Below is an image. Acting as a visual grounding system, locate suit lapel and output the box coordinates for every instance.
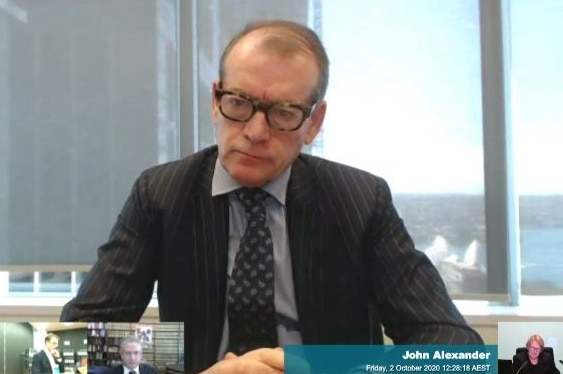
[183,149,230,372]
[286,156,370,343]
[40,350,52,373]
[286,157,333,343]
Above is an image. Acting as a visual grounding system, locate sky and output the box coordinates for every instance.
[317,0,562,195]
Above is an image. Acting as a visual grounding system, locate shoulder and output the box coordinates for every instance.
[33,350,46,358]
[295,153,393,200]
[140,363,158,373]
[141,145,217,182]
[513,351,528,363]
[107,365,122,373]
[297,153,382,180]
[130,146,217,203]
[540,352,557,365]
[516,351,527,358]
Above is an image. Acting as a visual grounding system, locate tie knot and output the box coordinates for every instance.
[235,188,268,213]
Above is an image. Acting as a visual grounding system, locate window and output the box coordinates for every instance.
[320,0,486,295]
[191,0,562,299]
[1,0,562,302]
[511,0,563,295]
[0,0,179,266]
[193,0,489,297]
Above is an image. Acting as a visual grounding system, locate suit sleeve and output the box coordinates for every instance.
[141,363,159,374]
[544,353,561,374]
[367,179,482,344]
[57,359,65,374]
[31,353,42,374]
[512,353,525,374]
[60,172,159,321]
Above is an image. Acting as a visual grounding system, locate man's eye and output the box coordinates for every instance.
[271,106,300,120]
[227,96,249,107]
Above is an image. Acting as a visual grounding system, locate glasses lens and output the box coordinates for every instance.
[268,104,304,131]
[219,93,253,121]
[218,91,309,131]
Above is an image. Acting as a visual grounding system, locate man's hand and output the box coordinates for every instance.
[201,347,284,374]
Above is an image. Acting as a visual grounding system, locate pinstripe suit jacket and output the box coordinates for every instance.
[61,145,482,373]
[108,363,158,374]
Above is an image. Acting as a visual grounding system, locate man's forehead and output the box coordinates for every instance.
[229,29,314,63]
[123,342,141,349]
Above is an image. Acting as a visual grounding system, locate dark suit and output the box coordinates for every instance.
[31,350,64,374]
[513,351,560,374]
[61,146,482,373]
[108,363,158,374]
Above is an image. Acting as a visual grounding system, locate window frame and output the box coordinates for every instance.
[0,0,539,305]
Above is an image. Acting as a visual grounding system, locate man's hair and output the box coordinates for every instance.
[45,333,59,344]
[218,19,330,102]
[526,334,545,350]
[120,336,143,351]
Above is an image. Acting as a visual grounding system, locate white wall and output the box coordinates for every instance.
[32,327,47,351]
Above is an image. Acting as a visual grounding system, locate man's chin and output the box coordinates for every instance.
[236,177,268,188]
[230,169,269,188]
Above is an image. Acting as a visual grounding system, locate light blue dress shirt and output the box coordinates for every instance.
[211,159,302,359]
[122,366,139,374]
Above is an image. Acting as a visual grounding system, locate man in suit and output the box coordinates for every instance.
[108,336,158,374]
[512,334,560,374]
[32,333,64,374]
[61,19,483,373]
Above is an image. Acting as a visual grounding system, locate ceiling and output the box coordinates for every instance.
[29,322,88,332]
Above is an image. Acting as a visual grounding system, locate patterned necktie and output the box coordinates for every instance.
[228,188,277,355]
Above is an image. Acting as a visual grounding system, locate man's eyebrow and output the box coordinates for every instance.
[225,87,298,104]
[228,89,265,101]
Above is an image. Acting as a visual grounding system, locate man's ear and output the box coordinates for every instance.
[211,81,220,119]
[304,100,326,145]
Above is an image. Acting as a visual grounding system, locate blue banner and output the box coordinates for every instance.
[285,345,497,374]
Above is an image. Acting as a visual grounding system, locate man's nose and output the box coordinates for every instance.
[243,110,270,141]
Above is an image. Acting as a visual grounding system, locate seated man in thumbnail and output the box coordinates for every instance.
[109,336,158,374]
[512,334,560,374]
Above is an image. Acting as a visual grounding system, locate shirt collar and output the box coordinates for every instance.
[123,365,139,374]
[211,158,290,205]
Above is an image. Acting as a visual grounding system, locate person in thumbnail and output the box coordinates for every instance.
[61,19,483,373]
[512,334,560,374]
[31,333,64,374]
[109,336,158,374]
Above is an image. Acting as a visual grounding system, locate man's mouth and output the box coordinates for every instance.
[238,150,266,160]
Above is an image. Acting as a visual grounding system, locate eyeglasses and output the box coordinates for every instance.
[122,351,141,356]
[528,346,542,352]
[214,89,316,131]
